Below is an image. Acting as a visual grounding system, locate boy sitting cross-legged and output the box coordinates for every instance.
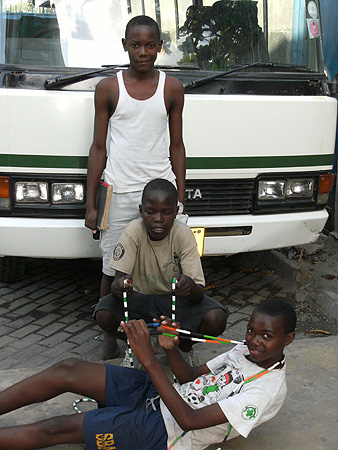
[94,178,229,360]
[0,298,296,450]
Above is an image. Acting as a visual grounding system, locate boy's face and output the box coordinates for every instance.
[122,25,163,73]
[245,310,294,369]
[139,190,178,241]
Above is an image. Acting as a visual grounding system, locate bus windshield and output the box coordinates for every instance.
[0,0,324,73]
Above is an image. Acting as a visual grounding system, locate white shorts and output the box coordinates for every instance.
[99,190,142,276]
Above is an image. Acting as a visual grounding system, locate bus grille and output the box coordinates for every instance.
[185,179,255,216]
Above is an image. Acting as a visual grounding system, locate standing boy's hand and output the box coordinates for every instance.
[85,207,98,233]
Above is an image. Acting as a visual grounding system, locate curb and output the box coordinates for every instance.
[265,249,307,282]
[316,290,338,321]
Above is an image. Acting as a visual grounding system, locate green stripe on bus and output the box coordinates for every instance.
[0,154,88,169]
[0,154,333,170]
[186,154,334,169]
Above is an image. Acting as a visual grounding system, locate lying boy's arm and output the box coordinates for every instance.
[122,320,228,432]
[175,274,204,303]
[165,342,208,384]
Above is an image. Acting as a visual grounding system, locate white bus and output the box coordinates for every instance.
[0,0,337,281]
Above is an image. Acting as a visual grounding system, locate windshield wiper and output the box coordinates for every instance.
[183,62,313,91]
[44,64,128,89]
[155,64,201,70]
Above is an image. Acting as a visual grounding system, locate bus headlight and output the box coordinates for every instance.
[15,182,48,203]
[52,183,84,204]
[258,180,285,200]
[258,178,315,201]
[286,179,314,198]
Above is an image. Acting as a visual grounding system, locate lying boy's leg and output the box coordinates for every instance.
[0,359,106,416]
[0,413,85,450]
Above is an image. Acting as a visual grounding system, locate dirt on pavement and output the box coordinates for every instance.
[279,232,338,338]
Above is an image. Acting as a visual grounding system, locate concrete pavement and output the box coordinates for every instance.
[1,336,337,450]
[1,250,338,449]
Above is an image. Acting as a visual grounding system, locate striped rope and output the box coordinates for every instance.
[72,398,96,413]
[171,277,177,322]
[150,331,238,345]
[171,277,177,384]
[123,280,134,368]
[147,323,243,346]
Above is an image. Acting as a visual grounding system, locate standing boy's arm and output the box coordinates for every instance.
[85,78,116,231]
[166,77,186,206]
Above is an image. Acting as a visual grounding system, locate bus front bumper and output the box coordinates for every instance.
[0,209,328,259]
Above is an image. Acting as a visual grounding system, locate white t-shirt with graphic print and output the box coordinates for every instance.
[160,344,287,450]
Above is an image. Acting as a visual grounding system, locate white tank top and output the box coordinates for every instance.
[104,70,176,193]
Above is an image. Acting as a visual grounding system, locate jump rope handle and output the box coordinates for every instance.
[123,279,134,368]
[171,277,177,323]
[171,277,178,384]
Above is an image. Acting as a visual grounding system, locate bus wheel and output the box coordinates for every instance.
[0,257,27,283]
[227,250,270,272]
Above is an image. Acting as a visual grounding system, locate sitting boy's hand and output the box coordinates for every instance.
[111,275,133,298]
[174,274,193,297]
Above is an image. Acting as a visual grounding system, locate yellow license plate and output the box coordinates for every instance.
[191,227,205,256]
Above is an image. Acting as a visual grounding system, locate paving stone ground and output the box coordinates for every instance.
[1,248,338,450]
[0,250,337,370]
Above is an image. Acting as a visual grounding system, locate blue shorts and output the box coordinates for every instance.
[83,365,168,450]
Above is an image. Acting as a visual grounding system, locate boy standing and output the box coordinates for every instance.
[85,16,186,297]
[0,298,296,450]
[94,178,228,359]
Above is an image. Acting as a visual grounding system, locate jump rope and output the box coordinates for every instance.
[73,277,285,450]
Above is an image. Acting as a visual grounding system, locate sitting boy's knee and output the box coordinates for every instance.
[204,308,228,335]
[95,309,114,327]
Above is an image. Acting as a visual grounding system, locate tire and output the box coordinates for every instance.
[0,256,27,283]
[227,250,270,271]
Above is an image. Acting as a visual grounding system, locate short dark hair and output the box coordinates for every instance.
[255,298,297,334]
[125,15,160,41]
[142,178,178,205]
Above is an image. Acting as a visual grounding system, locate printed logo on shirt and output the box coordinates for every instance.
[182,368,235,405]
[163,252,182,273]
[113,243,125,261]
[95,433,116,449]
[241,405,258,421]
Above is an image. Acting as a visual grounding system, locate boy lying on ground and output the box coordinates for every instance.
[0,297,296,450]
